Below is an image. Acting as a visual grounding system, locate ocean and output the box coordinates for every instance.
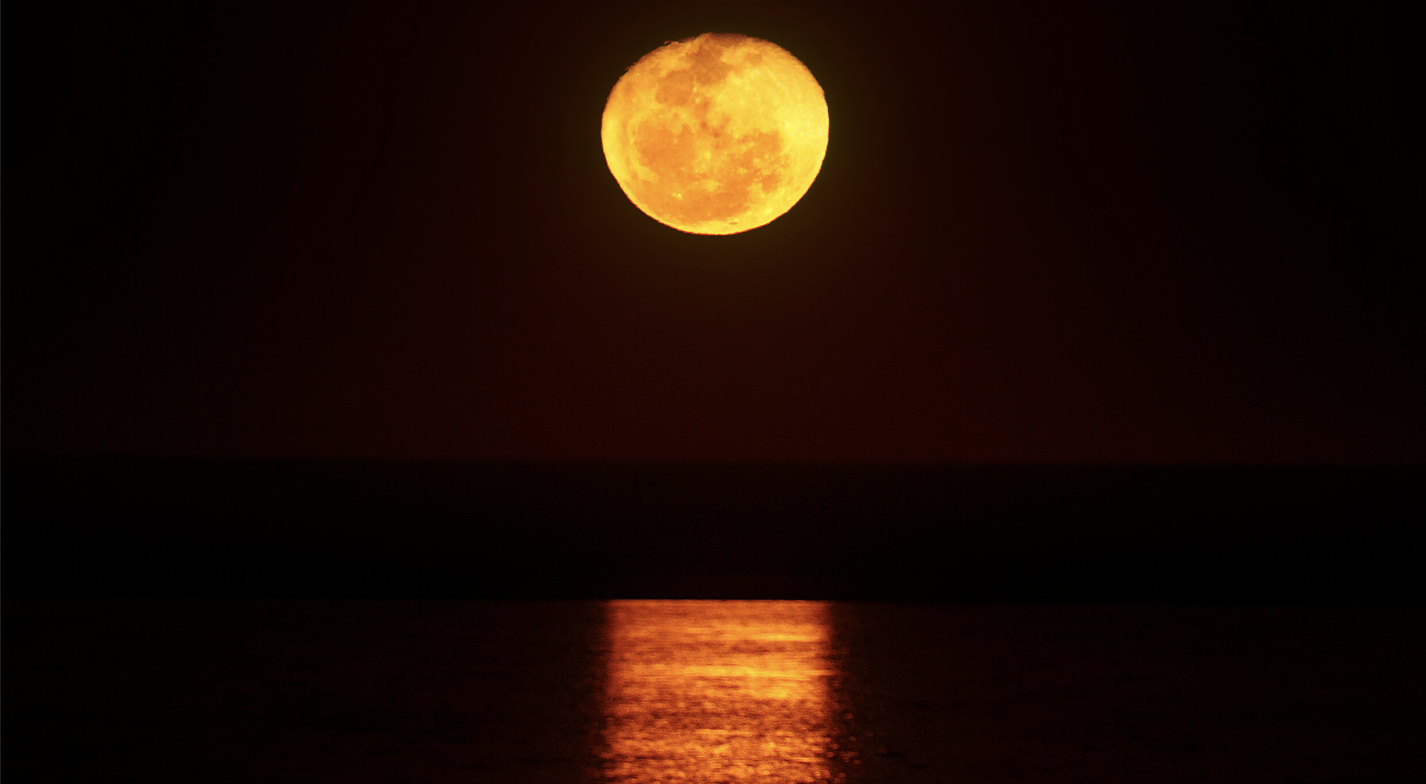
[6,599,1422,782]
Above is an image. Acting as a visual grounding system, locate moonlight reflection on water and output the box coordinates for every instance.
[601,600,848,783]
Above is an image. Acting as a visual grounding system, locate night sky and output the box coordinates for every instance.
[7,0,1418,463]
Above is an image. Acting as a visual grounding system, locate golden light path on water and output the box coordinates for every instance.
[602,600,847,783]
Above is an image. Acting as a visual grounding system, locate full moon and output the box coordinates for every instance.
[601,34,829,235]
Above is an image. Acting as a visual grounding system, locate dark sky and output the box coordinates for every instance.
[7,0,1418,462]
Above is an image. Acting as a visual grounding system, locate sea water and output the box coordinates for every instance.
[6,599,1422,782]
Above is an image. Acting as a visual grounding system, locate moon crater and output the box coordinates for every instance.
[602,34,828,235]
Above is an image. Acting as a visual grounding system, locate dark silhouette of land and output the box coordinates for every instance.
[6,458,1420,603]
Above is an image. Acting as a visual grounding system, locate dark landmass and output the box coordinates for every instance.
[5,457,1420,602]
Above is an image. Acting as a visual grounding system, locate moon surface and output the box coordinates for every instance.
[601,34,829,235]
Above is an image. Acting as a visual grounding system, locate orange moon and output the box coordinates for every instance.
[601,33,829,235]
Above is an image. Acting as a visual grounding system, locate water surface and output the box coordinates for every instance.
[6,599,1422,782]
[602,600,847,782]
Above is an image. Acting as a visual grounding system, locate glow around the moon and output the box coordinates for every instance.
[601,34,829,235]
